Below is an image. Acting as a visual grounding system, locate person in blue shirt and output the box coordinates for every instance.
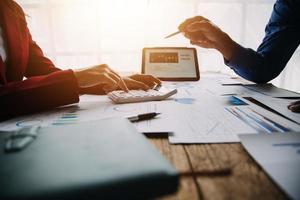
[178,0,300,113]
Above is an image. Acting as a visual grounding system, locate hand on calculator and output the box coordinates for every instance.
[123,74,162,91]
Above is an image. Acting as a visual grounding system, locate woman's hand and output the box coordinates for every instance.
[288,100,300,113]
[125,74,162,90]
[178,16,239,61]
[74,64,129,94]
[74,64,161,94]
[121,74,161,91]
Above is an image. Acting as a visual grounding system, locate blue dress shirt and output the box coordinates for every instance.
[226,0,300,83]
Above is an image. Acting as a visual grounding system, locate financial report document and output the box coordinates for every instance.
[0,98,175,134]
[0,74,299,143]
[165,79,300,143]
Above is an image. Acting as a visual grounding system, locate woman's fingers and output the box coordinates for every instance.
[123,78,150,91]
[96,65,129,92]
[106,71,129,92]
[75,64,162,94]
[129,74,161,88]
[101,73,118,89]
[104,66,129,92]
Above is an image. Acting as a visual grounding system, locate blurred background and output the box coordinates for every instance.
[17,0,299,92]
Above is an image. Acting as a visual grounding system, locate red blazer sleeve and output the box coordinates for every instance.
[0,1,80,119]
[25,33,61,77]
[0,70,79,119]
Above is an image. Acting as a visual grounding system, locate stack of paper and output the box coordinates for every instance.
[240,133,300,199]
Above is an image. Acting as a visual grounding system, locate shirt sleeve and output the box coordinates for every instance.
[225,0,300,83]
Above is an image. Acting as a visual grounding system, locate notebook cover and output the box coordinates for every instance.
[0,118,178,199]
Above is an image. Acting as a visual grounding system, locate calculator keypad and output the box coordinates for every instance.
[108,88,177,104]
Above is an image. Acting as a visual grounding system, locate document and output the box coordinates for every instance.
[194,76,257,96]
[206,84,257,96]
[168,97,300,143]
[168,104,255,143]
[245,84,300,98]
[1,75,299,144]
[252,95,300,124]
[240,133,300,200]
[0,96,176,133]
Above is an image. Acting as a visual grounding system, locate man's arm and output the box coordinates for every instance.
[179,0,300,83]
[227,0,300,83]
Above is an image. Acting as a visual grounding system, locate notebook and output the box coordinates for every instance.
[0,118,178,199]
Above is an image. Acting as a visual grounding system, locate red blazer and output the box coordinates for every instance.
[0,0,79,119]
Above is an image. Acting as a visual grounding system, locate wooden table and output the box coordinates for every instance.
[148,138,287,200]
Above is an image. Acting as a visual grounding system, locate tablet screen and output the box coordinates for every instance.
[142,48,200,81]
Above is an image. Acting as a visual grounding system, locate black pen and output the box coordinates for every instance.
[128,112,161,123]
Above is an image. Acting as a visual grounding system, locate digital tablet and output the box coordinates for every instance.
[142,47,200,81]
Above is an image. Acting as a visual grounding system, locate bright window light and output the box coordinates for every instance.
[15,0,300,92]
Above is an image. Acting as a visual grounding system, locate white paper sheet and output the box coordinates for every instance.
[0,95,176,133]
[168,104,255,143]
[245,84,300,98]
[169,94,300,144]
[252,95,300,124]
[2,75,299,144]
[240,133,300,200]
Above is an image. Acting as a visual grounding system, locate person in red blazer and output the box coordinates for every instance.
[0,0,160,120]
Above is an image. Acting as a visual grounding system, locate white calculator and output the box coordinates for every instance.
[108,86,177,104]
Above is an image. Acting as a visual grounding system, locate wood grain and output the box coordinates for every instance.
[186,143,287,200]
[150,138,287,200]
[149,138,192,173]
[149,138,200,199]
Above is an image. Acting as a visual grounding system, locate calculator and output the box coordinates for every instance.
[108,86,177,104]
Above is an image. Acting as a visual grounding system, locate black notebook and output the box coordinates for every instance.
[0,118,178,200]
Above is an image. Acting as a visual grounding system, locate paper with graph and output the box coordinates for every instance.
[0,96,176,133]
[1,75,299,143]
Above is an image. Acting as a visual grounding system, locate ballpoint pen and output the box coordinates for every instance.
[127,112,161,123]
[164,31,181,39]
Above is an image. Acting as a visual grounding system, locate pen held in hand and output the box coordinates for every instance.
[164,31,181,39]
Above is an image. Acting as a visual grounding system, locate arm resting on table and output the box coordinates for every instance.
[0,70,80,119]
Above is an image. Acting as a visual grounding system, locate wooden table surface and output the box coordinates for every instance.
[148,138,287,200]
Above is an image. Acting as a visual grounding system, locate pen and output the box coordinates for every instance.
[128,112,161,123]
[164,30,181,39]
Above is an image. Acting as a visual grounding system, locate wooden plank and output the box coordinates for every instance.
[185,143,287,199]
[159,177,199,200]
[149,138,200,199]
[149,138,192,173]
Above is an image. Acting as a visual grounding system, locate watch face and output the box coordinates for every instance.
[142,48,200,81]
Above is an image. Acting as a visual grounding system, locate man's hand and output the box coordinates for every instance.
[179,16,220,49]
[288,100,300,113]
[178,16,239,61]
